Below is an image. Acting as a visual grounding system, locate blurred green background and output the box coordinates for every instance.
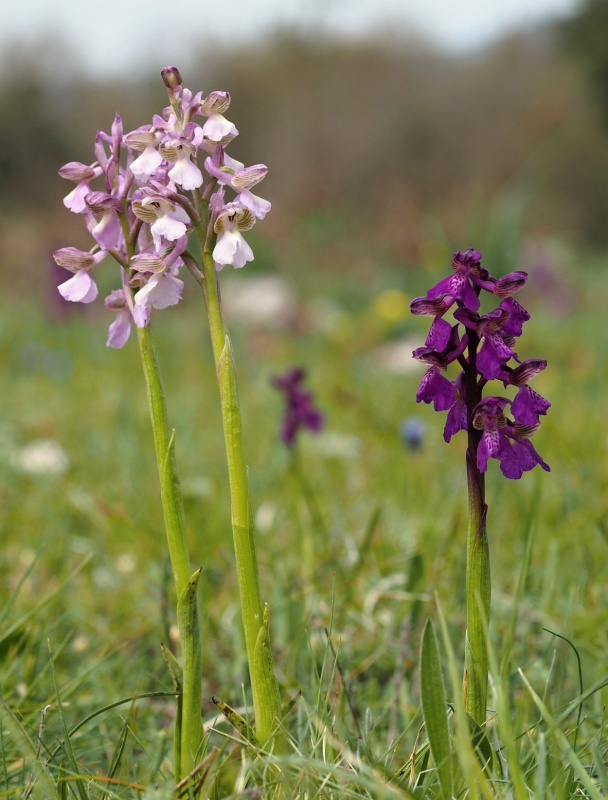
[3,0,608,298]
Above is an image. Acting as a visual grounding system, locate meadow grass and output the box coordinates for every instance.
[1,257,607,797]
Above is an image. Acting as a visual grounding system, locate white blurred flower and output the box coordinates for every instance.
[10,439,69,476]
[116,553,137,574]
[72,635,90,653]
[310,432,362,460]
[369,337,426,375]
[221,276,296,327]
[255,501,276,533]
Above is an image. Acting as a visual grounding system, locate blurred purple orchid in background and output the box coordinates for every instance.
[272,367,324,449]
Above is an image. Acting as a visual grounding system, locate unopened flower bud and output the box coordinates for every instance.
[161,66,182,90]
[59,162,98,182]
[451,249,482,273]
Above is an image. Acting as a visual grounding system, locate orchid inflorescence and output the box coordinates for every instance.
[54,66,270,349]
[410,249,550,480]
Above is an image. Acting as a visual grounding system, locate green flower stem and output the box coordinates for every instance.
[463,449,491,725]
[461,328,490,726]
[136,324,203,778]
[193,229,282,746]
[137,327,190,591]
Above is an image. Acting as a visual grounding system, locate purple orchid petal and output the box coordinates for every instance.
[477,427,506,473]
[425,316,452,351]
[511,385,551,426]
[500,297,530,338]
[443,372,467,442]
[416,367,456,411]
[476,333,515,380]
[509,437,550,475]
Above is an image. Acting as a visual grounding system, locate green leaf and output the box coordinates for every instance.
[420,618,453,799]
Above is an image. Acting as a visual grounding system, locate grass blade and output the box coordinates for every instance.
[48,641,89,800]
[419,618,453,799]
[518,668,603,800]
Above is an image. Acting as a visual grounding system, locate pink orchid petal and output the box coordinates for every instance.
[58,270,98,303]
[107,308,132,348]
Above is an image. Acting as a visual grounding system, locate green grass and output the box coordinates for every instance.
[1,257,607,797]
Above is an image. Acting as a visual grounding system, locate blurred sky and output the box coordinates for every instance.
[7,0,581,78]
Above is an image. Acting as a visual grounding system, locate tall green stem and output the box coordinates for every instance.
[192,226,282,746]
[462,329,491,725]
[136,325,203,777]
[463,449,491,724]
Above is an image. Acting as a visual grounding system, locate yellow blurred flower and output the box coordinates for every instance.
[371,290,409,323]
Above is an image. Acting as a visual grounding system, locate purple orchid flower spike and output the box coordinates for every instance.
[410,249,549,479]
[410,248,550,725]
